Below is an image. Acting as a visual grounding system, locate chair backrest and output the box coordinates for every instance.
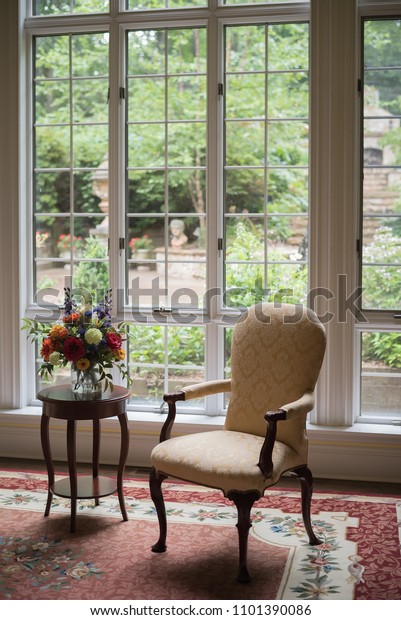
[225,303,326,447]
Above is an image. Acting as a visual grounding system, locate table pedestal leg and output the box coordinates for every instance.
[93,418,100,507]
[117,412,129,521]
[40,413,54,517]
[67,419,77,533]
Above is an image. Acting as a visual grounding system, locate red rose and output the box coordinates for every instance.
[63,336,85,362]
[106,332,122,350]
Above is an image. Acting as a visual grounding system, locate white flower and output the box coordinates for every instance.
[49,351,61,366]
[84,328,102,345]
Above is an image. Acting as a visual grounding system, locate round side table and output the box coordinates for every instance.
[37,384,130,533]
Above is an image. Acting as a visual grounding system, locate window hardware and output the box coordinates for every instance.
[218,83,224,99]
[119,86,125,100]
[218,238,223,255]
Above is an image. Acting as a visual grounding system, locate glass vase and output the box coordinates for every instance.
[71,363,102,395]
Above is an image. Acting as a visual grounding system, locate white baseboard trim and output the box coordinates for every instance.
[0,411,400,483]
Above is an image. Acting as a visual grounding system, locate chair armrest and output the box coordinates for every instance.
[258,391,315,478]
[159,379,232,443]
[181,379,232,401]
[280,390,315,419]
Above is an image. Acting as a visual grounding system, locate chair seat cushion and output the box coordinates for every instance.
[151,430,304,495]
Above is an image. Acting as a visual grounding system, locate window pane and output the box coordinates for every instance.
[169,170,206,215]
[362,19,401,312]
[168,123,206,166]
[224,23,309,306]
[33,0,109,15]
[73,125,108,168]
[128,124,165,167]
[35,126,70,168]
[226,217,265,261]
[168,76,206,121]
[224,0,305,4]
[268,72,308,118]
[127,31,165,76]
[226,121,265,166]
[126,28,207,310]
[34,172,70,213]
[127,325,205,408]
[226,26,265,73]
[268,121,309,166]
[267,23,309,71]
[128,77,165,122]
[33,33,109,303]
[127,171,165,213]
[226,74,266,120]
[267,168,308,214]
[35,80,70,124]
[127,0,207,10]
[225,168,265,214]
[72,34,109,77]
[361,332,401,419]
[73,79,109,123]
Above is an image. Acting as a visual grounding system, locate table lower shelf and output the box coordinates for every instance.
[52,475,118,500]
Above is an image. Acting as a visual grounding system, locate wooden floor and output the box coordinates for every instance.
[1,456,400,496]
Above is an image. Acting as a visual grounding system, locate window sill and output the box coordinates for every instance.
[1,406,400,437]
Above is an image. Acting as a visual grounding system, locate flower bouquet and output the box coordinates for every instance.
[22,289,131,394]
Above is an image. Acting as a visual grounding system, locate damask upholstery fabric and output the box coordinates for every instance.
[151,429,301,494]
[225,304,326,440]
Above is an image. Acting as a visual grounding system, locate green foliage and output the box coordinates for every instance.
[364,20,401,116]
[225,220,307,307]
[74,237,109,299]
[362,331,401,369]
[362,226,401,310]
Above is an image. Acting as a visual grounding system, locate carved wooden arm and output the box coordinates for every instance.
[159,391,186,443]
[159,379,232,443]
[258,409,287,478]
[257,390,315,478]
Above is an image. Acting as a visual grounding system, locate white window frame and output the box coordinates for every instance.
[354,5,401,425]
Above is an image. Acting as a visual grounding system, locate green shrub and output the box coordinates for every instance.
[74,236,109,302]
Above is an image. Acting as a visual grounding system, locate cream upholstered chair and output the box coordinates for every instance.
[150,303,326,583]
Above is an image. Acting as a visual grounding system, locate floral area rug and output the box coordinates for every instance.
[0,469,400,600]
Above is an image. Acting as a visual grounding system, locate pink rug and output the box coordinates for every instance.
[0,469,400,600]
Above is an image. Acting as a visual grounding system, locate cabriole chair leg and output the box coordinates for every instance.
[291,465,323,546]
[228,490,260,583]
[150,468,168,553]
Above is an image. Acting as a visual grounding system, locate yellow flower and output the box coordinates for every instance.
[76,358,90,371]
[114,348,125,361]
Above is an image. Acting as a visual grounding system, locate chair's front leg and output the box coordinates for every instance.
[228,490,260,583]
[150,467,168,553]
[291,465,323,546]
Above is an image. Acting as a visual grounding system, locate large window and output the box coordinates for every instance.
[359,17,401,422]
[27,1,311,414]
[22,0,400,425]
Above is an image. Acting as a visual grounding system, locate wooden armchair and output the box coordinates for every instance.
[149,303,326,583]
